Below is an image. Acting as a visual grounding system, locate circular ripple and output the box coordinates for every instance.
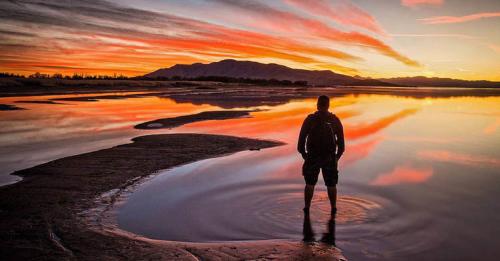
[118,176,443,259]
[119,180,385,242]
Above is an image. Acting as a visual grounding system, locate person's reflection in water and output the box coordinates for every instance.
[321,214,336,246]
[302,209,315,242]
[302,211,337,246]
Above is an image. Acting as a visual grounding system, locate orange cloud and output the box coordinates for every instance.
[418,150,500,167]
[391,33,478,39]
[210,0,420,67]
[420,12,500,24]
[0,0,363,76]
[402,0,444,7]
[371,165,433,186]
[285,0,386,35]
[486,43,500,54]
[0,0,423,77]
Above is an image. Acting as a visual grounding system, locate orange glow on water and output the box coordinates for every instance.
[1,92,500,187]
[371,166,434,186]
[418,150,500,167]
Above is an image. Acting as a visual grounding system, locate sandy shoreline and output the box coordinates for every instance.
[135,110,254,129]
[1,79,500,100]
[0,133,345,260]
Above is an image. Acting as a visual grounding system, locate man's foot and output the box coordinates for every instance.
[320,234,336,246]
[303,236,316,243]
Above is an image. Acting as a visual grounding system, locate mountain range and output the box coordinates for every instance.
[144,59,500,88]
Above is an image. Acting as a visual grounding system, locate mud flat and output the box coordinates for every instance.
[0,104,25,110]
[15,100,65,104]
[0,133,344,260]
[135,110,253,129]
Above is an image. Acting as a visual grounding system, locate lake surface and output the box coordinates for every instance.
[1,88,500,260]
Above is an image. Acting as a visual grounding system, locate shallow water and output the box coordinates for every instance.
[1,89,500,260]
[0,92,220,185]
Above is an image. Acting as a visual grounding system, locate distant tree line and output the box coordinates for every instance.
[139,75,308,86]
[0,72,25,78]
[0,72,308,86]
[0,72,130,80]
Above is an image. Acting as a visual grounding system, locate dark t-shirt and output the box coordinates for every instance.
[297,111,345,158]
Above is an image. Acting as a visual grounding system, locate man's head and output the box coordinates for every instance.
[317,95,330,111]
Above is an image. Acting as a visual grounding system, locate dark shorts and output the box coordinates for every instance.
[302,155,338,186]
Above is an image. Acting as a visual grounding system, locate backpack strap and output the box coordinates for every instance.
[309,112,324,131]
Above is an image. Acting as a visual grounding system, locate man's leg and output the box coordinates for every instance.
[327,185,337,214]
[303,158,319,211]
[304,184,315,210]
[323,157,339,214]
[302,206,315,242]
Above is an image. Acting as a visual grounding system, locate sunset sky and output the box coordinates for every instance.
[0,0,499,80]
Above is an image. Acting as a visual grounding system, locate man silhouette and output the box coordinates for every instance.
[298,95,344,215]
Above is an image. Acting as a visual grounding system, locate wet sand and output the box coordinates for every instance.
[2,78,499,100]
[135,110,254,129]
[15,100,66,104]
[0,133,344,260]
[3,85,498,259]
[0,104,25,110]
[0,78,235,98]
[0,78,175,97]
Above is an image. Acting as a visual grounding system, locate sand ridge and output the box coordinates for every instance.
[0,133,345,260]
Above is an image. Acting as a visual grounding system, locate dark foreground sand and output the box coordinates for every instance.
[0,104,25,110]
[0,134,345,260]
[135,110,253,129]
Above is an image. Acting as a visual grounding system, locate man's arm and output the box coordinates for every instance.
[297,115,312,157]
[334,117,345,159]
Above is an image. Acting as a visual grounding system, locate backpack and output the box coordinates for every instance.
[306,113,336,156]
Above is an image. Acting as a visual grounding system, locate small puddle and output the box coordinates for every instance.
[113,148,388,242]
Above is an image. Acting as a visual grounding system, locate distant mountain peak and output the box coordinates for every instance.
[144,60,391,86]
[144,60,500,87]
[379,76,500,88]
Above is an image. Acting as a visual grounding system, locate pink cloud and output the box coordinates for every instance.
[211,0,420,67]
[402,0,444,8]
[371,165,433,186]
[285,0,386,35]
[391,33,478,39]
[0,0,366,76]
[420,12,500,24]
[418,150,500,167]
[487,43,500,55]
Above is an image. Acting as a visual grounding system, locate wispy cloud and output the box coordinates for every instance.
[391,33,479,39]
[284,0,386,35]
[402,0,444,8]
[487,43,500,54]
[0,0,364,75]
[420,12,500,24]
[212,0,419,67]
[0,0,419,76]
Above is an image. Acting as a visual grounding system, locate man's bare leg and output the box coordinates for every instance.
[304,184,315,211]
[327,185,337,214]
